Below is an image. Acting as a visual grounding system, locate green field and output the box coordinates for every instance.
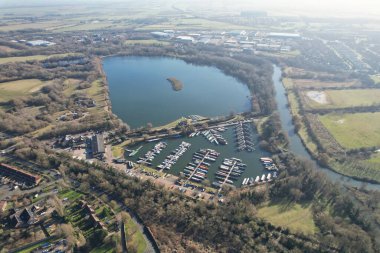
[0,79,45,102]
[303,89,380,109]
[257,202,317,234]
[319,112,380,149]
[0,53,70,64]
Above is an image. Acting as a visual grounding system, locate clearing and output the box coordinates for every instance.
[257,202,317,235]
[0,79,45,102]
[306,91,328,104]
[319,112,380,149]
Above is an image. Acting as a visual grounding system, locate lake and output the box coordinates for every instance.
[104,56,269,186]
[103,56,251,128]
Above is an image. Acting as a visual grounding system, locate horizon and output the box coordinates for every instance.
[0,0,379,19]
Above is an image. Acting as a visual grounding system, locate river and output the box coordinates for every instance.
[272,65,380,190]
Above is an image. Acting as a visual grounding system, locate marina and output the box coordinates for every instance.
[156,142,191,171]
[260,157,278,171]
[127,126,269,187]
[235,122,255,152]
[212,158,246,190]
[137,142,167,165]
[241,172,277,186]
[201,129,228,145]
[183,149,219,183]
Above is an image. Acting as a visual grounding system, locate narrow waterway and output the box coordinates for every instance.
[272,65,380,190]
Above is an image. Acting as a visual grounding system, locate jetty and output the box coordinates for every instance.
[156,141,190,171]
[137,142,167,165]
[213,158,245,191]
[183,149,219,184]
[128,146,143,157]
[235,121,255,152]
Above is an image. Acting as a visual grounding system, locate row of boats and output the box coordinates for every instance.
[241,172,277,186]
[260,157,278,171]
[201,129,228,145]
[183,149,220,183]
[235,122,255,152]
[212,158,246,189]
[137,142,167,166]
[156,142,191,170]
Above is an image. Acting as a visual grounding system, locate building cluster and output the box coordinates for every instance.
[151,30,301,53]
[0,163,41,187]
[8,205,42,228]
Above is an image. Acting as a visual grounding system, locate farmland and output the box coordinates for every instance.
[302,89,380,109]
[319,112,380,149]
[0,79,45,102]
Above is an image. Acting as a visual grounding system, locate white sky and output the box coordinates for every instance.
[1,0,379,18]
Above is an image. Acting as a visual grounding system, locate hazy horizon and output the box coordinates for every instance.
[0,0,379,19]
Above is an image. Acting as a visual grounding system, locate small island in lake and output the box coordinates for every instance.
[166,77,183,91]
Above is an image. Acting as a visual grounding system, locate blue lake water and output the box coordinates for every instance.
[103,56,251,128]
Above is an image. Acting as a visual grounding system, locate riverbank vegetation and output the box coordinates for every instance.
[166,77,183,91]
[279,53,380,183]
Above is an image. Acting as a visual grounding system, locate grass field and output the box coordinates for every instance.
[319,112,380,149]
[0,53,70,64]
[303,89,380,109]
[0,79,45,102]
[257,202,317,234]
